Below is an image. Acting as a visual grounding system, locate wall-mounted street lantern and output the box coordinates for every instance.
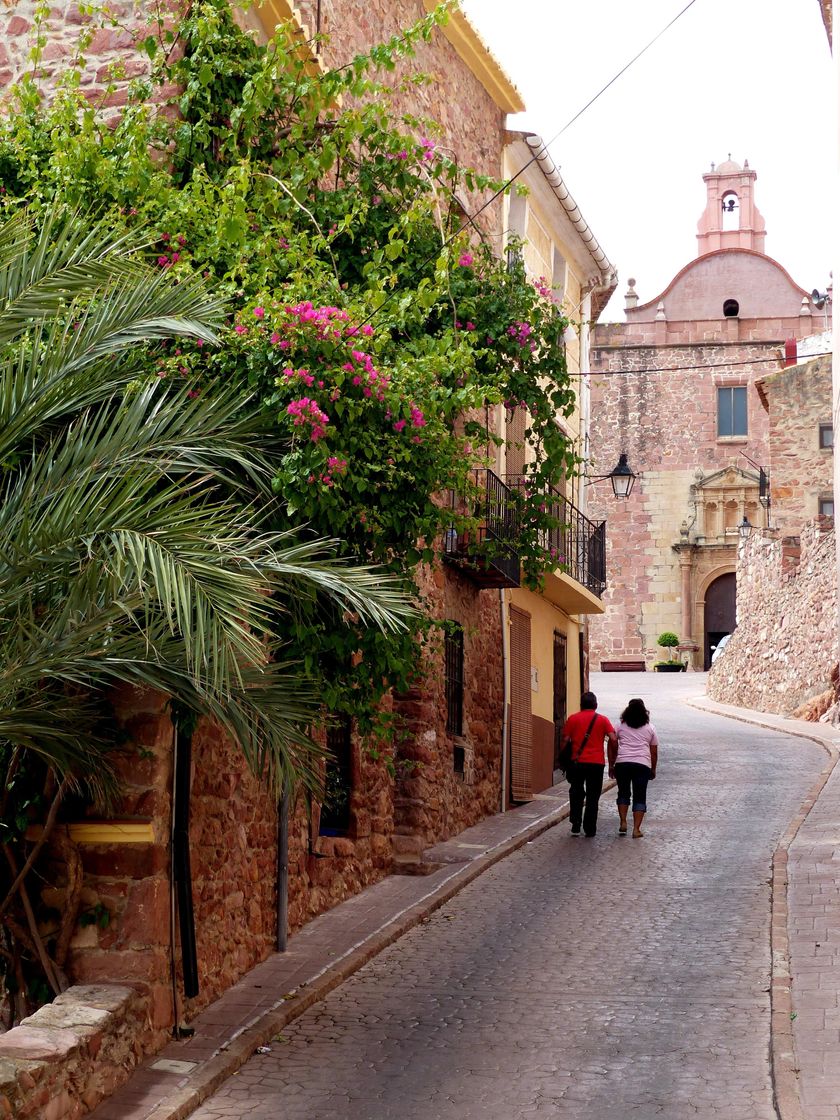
[738,515,753,539]
[590,452,637,499]
[587,453,637,499]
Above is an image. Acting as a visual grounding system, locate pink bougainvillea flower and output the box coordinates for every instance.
[157,255,169,268]
[393,419,407,433]
[234,324,247,335]
[254,307,265,319]
[466,321,475,331]
[458,252,473,267]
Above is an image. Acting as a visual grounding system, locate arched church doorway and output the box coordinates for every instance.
[704,572,736,669]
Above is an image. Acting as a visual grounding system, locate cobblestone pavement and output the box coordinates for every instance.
[191,675,826,1120]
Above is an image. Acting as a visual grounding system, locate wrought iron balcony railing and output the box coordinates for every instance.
[507,478,606,598]
[443,469,521,588]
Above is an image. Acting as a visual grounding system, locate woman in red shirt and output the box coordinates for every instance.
[561,692,617,838]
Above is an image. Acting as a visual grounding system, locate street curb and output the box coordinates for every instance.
[687,697,840,1120]
[141,778,616,1120]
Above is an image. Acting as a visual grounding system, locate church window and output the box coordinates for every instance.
[717,386,747,437]
[723,298,739,318]
[819,423,833,449]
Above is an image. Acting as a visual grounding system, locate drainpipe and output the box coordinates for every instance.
[499,588,510,812]
[276,789,289,952]
[171,724,199,1000]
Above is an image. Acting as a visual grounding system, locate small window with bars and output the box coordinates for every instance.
[444,623,464,737]
[819,495,835,520]
[319,715,353,836]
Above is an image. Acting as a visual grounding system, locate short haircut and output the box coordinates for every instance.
[580,691,597,711]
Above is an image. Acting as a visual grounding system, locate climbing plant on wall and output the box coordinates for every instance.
[0,0,577,729]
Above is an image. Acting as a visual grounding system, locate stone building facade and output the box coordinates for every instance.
[757,352,834,536]
[0,0,530,1063]
[588,159,829,670]
[0,14,616,1116]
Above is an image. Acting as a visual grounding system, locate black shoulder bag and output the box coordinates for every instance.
[559,712,599,781]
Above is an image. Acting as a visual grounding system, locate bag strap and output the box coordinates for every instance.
[572,713,599,764]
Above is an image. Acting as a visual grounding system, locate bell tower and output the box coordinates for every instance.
[696,156,766,256]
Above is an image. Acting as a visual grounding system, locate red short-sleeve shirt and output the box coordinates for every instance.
[562,710,615,765]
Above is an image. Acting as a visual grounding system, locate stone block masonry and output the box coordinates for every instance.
[0,985,152,1119]
[708,520,837,714]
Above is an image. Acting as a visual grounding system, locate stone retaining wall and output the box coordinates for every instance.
[708,520,837,713]
[0,985,151,1119]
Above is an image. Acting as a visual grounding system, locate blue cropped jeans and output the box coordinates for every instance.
[614,761,651,812]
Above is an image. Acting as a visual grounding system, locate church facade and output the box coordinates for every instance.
[587,159,830,670]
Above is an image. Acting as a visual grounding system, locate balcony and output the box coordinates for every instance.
[443,469,521,588]
[508,479,607,613]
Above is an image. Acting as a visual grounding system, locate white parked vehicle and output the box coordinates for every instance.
[710,634,732,664]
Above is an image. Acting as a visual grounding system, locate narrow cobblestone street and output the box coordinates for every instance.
[190,676,826,1120]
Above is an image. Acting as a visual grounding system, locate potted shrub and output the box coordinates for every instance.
[655,631,685,671]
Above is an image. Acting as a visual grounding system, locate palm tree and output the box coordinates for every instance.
[0,209,413,1009]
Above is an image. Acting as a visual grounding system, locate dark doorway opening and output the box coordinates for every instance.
[704,572,736,669]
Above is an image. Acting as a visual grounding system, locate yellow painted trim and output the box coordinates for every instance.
[251,1,326,75]
[69,822,155,844]
[541,571,605,616]
[422,2,525,113]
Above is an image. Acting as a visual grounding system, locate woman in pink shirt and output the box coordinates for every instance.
[608,698,659,838]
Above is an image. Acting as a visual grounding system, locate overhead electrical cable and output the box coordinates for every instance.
[355,0,702,328]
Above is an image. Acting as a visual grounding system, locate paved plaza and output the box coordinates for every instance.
[184,674,830,1120]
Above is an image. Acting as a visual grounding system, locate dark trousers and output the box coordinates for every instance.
[615,761,651,812]
[568,762,605,836]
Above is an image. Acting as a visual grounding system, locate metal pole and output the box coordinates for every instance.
[276,789,289,952]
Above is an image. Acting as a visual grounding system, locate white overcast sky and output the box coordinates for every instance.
[460,0,835,321]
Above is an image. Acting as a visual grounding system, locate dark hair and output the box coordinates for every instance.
[580,691,597,711]
[621,698,649,728]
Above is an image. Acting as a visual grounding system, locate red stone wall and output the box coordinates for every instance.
[287,728,395,931]
[393,565,503,858]
[67,685,173,1038]
[708,520,837,713]
[66,687,402,1027]
[182,719,278,1017]
[759,354,833,537]
[292,0,507,238]
[1,2,163,99]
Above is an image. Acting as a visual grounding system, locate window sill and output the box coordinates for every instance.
[716,436,748,444]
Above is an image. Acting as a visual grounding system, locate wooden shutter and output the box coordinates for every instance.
[505,406,528,479]
[552,632,567,770]
[509,605,533,802]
